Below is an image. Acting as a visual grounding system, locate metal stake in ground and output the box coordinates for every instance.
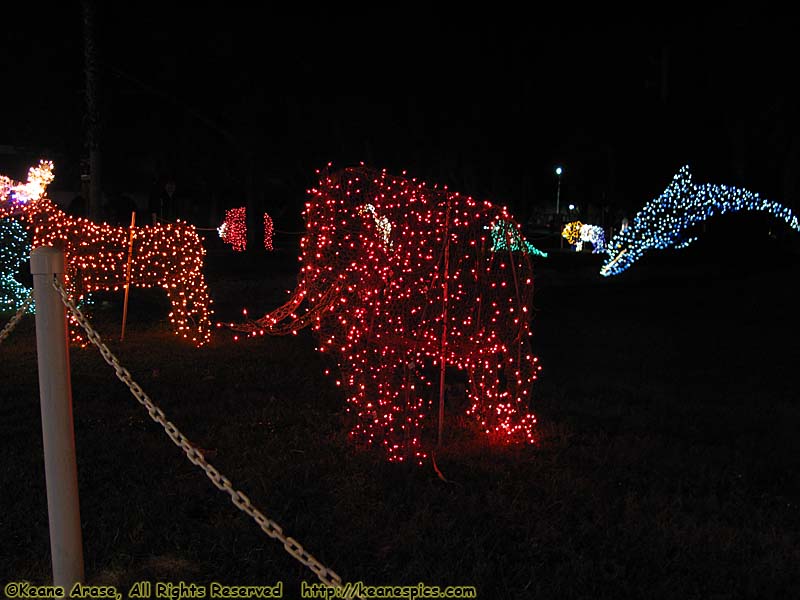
[438,196,451,450]
[121,211,136,342]
[31,245,85,589]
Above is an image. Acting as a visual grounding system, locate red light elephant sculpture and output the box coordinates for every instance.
[230,166,542,463]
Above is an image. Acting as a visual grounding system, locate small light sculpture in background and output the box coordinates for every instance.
[217,208,274,252]
[218,207,247,252]
[263,213,274,251]
[561,221,606,254]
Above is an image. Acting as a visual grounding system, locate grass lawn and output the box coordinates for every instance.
[1,237,798,599]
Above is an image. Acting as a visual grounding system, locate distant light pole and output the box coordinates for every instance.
[555,166,564,247]
[555,166,563,215]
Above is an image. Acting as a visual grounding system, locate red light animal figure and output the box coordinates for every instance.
[2,161,213,346]
[230,166,541,463]
[216,207,275,252]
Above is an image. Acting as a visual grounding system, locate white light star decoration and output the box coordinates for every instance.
[601,165,800,276]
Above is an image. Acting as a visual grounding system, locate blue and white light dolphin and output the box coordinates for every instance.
[600,165,800,276]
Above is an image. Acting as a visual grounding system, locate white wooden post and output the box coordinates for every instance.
[31,246,85,589]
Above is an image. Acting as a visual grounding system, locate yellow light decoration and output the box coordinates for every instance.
[561,221,583,246]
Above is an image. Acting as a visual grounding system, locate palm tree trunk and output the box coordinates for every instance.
[82,0,102,219]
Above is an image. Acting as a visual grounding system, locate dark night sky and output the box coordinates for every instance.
[3,5,799,227]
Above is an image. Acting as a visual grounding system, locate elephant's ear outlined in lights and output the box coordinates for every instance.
[357,203,394,249]
[227,164,543,464]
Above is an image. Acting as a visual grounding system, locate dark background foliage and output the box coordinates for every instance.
[3,6,799,230]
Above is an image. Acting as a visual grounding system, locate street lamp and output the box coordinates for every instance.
[555,166,564,248]
[555,166,563,215]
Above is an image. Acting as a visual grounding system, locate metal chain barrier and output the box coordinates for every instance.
[50,277,361,597]
[0,291,33,345]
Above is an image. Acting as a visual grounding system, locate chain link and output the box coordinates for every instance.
[0,291,33,345]
[50,277,360,596]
